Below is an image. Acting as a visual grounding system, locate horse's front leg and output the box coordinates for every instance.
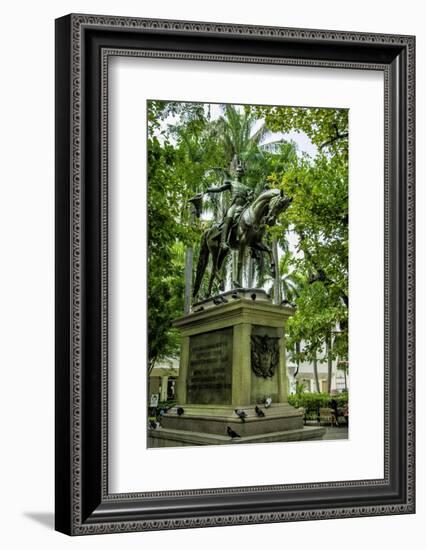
[216,248,228,291]
[205,245,220,297]
[207,272,215,296]
[207,266,216,297]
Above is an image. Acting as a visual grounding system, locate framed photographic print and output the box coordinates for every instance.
[55,14,415,535]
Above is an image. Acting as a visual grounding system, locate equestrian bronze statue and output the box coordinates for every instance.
[190,171,292,301]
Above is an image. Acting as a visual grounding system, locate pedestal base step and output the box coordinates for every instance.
[148,425,326,448]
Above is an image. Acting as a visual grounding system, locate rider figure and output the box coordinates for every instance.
[203,164,253,252]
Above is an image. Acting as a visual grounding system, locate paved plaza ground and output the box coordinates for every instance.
[304,423,348,440]
[323,426,349,440]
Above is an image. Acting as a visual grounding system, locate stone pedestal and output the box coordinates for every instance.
[148,296,325,447]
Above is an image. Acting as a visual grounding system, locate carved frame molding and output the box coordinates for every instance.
[55,14,415,535]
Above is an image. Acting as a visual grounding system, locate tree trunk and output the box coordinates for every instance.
[272,238,280,304]
[313,353,320,393]
[184,246,193,313]
[148,357,156,375]
[184,208,195,312]
[326,334,333,394]
[294,341,301,378]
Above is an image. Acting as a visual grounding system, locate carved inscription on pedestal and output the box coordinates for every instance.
[187,328,233,405]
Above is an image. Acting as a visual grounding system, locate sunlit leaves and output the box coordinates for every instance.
[148,100,349,371]
[255,105,349,364]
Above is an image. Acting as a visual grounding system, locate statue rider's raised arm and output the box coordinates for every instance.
[189,165,251,251]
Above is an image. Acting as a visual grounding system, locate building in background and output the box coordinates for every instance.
[287,351,348,394]
[148,357,179,403]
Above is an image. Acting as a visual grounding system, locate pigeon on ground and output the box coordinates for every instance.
[264,396,272,409]
[255,405,265,417]
[234,408,247,422]
[177,407,185,416]
[227,426,241,439]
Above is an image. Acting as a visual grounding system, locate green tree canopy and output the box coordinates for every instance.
[147,101,349,376]
[255,105,349,364]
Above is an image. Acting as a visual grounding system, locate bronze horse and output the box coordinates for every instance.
[192,189,292,300]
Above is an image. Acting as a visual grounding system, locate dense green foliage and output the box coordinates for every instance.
[147,102,201,370]
[288,391,349,412]
[255,105,349,378]
[147,101,349,385]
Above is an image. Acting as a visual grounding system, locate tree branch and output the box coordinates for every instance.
[320,124,348,150]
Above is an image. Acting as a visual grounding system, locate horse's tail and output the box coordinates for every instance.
[192,231,209,299]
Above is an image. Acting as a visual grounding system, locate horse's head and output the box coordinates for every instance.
[265,189,292,225]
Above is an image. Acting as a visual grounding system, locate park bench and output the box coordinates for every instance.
[319,407,338,426]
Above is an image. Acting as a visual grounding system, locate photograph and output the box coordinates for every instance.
[53,11,414,536]
[146,100,349,448]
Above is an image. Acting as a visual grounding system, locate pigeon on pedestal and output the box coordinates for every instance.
[227,426,241,439]
[264,397,272,409]
[234,409,247,422]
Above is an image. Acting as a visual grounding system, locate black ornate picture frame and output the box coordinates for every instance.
[55,14,415,535]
